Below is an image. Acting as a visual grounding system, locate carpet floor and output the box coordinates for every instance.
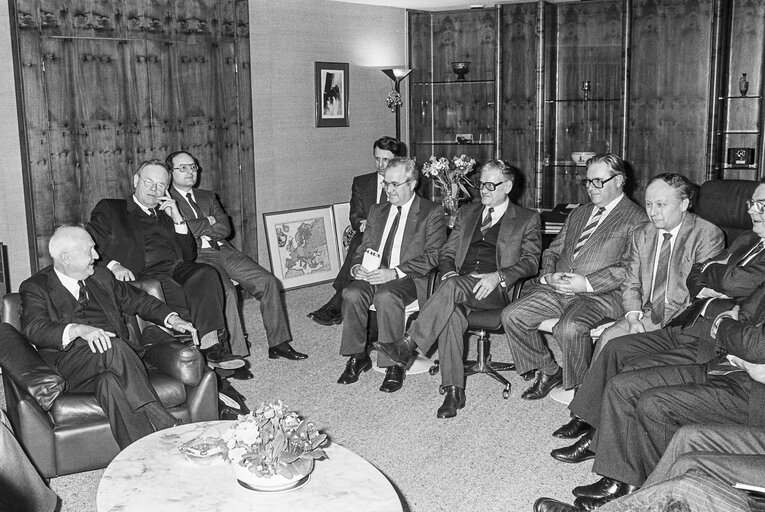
[2,283,595,512]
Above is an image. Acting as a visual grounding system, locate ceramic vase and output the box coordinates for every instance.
[232,460,314,493]
[739,73,749,96]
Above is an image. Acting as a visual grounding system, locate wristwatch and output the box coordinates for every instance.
[498,271,507,288]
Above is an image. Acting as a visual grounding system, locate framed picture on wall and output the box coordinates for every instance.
[263,205,341,290]
[331,202,355,264]
[315,61,349,127]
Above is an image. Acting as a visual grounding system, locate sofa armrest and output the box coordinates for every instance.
[143,332,204,387]
[0,323,65,411]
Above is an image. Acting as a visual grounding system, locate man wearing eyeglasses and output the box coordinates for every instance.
[167,151,305,367]
[336,157,446,393]
[375,160,541,417]
[88,159,244,372]
[501,154,647,401]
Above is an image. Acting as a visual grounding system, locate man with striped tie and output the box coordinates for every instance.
[500,154,647,400]
[375,161,542,417]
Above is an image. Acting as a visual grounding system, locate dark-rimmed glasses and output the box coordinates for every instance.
[477,181,505,191]
[138,177,168,192]
[382,179,413,189]
[174,164,199,174]
[747,199,765,214]
[579,175,617,189]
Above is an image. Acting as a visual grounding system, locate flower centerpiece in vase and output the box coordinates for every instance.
[421,154,477,228]
[221,400,328,492]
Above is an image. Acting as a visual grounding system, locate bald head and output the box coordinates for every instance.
[49,226,99,280]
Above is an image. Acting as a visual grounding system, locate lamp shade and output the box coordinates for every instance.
[382,68,413,83]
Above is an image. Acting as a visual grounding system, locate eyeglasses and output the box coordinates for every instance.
[382,179,413,189]
[477,181,505,191]
[579,175,617,189]
[747,199,765,214]
[174,164,199,174]
[138,177,168,192]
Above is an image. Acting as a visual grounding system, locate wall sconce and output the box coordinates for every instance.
[382,67,413,140]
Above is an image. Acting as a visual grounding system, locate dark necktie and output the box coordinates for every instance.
[738,240,765,266]
[573,206,605,259]
[186,192,203,219]
[77,280,89,308]
[650,232,673,325]
[480,207,494,236]
[380,206,402,269]
[379,186,388,204]
[149,207,157,218]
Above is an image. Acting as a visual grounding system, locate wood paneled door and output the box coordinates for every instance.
[11,0,255,271]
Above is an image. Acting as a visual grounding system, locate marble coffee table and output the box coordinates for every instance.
[97,420,403,512]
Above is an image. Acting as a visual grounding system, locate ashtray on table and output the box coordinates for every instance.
[179,436,224,465]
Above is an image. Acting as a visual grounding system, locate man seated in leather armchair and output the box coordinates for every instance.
[19,225,199,448]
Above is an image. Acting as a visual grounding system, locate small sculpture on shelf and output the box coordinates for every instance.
[422,154,477,228]
[739,73,749,96]
[452,61,471,81]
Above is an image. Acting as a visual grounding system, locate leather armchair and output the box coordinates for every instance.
[695,179,758,245]
[0,279,218,478]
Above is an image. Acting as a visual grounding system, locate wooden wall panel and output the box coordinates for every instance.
[627,0,714,200]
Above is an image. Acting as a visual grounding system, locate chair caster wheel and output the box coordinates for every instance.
[502,387,510,399]
[439,386,445,395]
[429,364,439,375]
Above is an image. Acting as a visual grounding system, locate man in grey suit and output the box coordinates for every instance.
[375,160,541,417]
[167,150,306,363]
[501,154,648,399]
[336,158,446,393]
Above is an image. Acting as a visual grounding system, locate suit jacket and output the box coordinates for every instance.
[88,197,196,276]
[353,195,446,304]
[621,213,725,325]
[541,195,648,295]
[438,201,542,298]
[349,172,380,232]
[19,266,173,358]
[687,231,765,300]
[169,187,237,251]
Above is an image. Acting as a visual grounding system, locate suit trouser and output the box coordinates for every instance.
[43,339,170,449]
[591,315,661,363]
[501,285,620,389]
[407,275,506,388]
[646,424,765,487]
[569,326,701,429]
[140,261,225,342]
[590,364,752,487]
[332,232,363,296]
[0,409,58,512]
[196,245,292,352]
[340,277,417,367]
[598,472,754,512]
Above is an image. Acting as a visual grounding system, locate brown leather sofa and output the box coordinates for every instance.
[0,279,218,478]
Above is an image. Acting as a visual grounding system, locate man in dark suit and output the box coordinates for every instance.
[336,157,446,392]
[88,159,243,371]
[560,184,765,473]
[308,136,407,326]
[167,150,305,363]
[501,154,648,400]
[19,226,197,448]
[375,161,542,417]
[550,174,724,447]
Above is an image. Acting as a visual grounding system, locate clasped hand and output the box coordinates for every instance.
[355,266,398,285]
[546,272,587,295]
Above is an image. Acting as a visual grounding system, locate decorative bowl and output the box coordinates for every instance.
[452,61,471,80]
[571,152,597,167]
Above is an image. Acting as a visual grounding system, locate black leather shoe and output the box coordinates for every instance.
[218,379,249,415]
[307,303,342,326]
[574,484,637,510]
[379,365,405,393]
[551,433,595,464]
[231,366,254,380]
[573,477,637,499]
[436,386,465,418]
[553,416,593,439]
[373,335,417,368]
[268,342,308,360]
[521,370,536,381]
[533,497,582,512]
[521,368,563,400]
[337,355,372,384]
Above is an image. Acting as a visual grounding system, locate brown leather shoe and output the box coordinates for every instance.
[379,365,405,393]
[436,386,466,418]
[533,497,582,512]
[337,355,372,384]
[553,416,593,439]
[550,432,595,464]
[521,367,563,400]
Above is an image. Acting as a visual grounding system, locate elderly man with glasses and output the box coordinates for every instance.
[88,158,243,371]
[500,154,648,400]
[375,160,541,417]
[167,151,305,367]
[336,157,446,393]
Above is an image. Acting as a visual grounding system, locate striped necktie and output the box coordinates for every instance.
[77,280,89,308]
[650,232,673,325]
[480,207,494,236]
[573,206,605,259]
[738,240,765,267]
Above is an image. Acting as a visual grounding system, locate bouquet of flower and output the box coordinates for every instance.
[421,154,477,216]
[221,401,328,479]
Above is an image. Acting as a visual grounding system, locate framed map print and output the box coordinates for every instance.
[263,205,341,290]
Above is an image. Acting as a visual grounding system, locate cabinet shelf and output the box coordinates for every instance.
[719,95,762,100]
[545,98,621,103]
[415,141,495,146]
[413,79,495,86]
[717,130,760,134]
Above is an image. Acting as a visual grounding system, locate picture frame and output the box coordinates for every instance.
[315,61,349,127]
[331,202,354,264]
[263,205,341,290]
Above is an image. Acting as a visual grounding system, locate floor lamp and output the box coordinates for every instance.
[382,68,413,141]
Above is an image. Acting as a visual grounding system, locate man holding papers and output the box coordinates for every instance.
[336,158,446,393]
